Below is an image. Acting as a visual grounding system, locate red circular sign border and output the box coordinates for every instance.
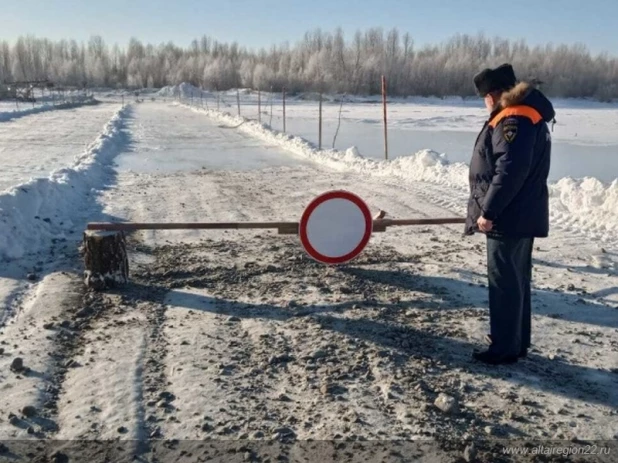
[299,190,373,265]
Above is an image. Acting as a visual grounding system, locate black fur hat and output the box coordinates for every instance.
[474,64,517,96]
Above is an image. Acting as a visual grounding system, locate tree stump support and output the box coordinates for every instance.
[83,230,129,290]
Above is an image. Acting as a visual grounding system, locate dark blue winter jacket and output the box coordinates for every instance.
[465,82,556,237]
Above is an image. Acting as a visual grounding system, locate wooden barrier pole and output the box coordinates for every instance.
[372,217,466,232]
[88,221,298,231]
[381,218,465,226]
[88,217,465,234]
[258,88,261,123]
[382,75,389,160]
[237,89,241,116]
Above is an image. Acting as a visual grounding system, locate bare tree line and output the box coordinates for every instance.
[1,29,617,100]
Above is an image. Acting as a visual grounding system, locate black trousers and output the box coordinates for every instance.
[486,235,534,357]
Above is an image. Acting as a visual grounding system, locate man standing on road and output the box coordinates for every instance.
[465,64,556,365]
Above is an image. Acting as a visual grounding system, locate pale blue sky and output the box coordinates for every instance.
[3,0,617,55]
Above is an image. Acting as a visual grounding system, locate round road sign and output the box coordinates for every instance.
[299,190,373,265]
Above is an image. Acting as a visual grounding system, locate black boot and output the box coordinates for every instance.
[472,349,518,365]
[485,334,528,358]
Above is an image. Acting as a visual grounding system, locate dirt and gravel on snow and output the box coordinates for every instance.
[4,229,614,462]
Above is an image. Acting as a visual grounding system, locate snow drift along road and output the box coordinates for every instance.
[0,97,97,123]
[0,105,129,260]
[182,103,618,246]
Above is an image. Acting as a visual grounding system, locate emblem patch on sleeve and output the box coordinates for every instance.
[503,122,518,143]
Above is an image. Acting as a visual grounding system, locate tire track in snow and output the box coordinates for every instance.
[35,249,172,458]
[52,300,149,442]
[0,272,83,440]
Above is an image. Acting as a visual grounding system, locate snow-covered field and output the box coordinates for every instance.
[277,103,618,184]
[0,90,616,461]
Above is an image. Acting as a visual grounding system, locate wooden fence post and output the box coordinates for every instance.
[258,89,261,123]
[237,89,241,116]
[269,86,273,125]
[318,92,324,149]
[282,87,287,133]
[332,94,345,149]
[382,75,389,160]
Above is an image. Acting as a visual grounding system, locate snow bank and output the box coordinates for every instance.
[157,83,211,99]
[182,103,618,245]
[0,105,129,260]
[549,177,618,242]
[0,98,97,123]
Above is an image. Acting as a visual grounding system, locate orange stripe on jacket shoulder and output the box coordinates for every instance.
[489,105,543,128]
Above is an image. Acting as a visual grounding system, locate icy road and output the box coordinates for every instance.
[116,102,310,174]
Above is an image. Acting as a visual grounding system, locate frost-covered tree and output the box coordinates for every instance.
[0,30,616,99]
[238,58,254,88]
[252,63,274,91]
